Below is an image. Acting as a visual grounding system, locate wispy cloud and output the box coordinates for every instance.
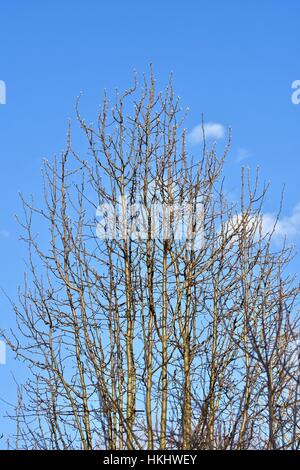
[0,229,10,239]
[236,147,251,163]
[188,122,225,145]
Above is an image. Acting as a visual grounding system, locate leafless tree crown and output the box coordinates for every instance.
[3,70,300,450]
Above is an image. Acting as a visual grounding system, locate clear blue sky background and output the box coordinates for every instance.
[0,0,300,441]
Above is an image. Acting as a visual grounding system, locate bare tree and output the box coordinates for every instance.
[2,69,300,450]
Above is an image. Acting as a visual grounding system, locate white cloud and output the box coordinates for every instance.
[224,212,259,241]
[188,122,225,145]
[224,204,300,246]
[262,203,300,242]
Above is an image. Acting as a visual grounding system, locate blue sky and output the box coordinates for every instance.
[0,0,300,440]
